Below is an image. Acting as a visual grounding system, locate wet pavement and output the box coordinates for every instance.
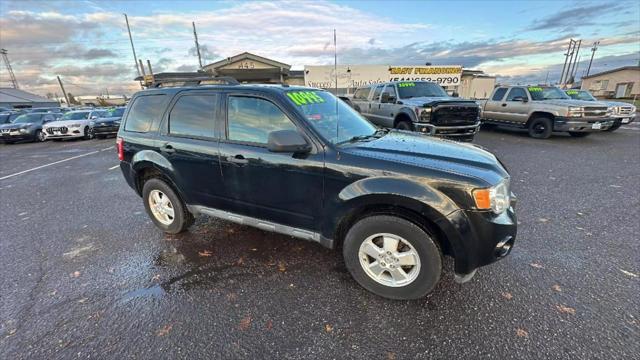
[1,126,639,359]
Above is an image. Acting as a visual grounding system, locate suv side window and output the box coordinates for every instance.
[124,95,168,133]
[372,85,384,102]
[506,87,527,101]
[354,87,369,100]
[492,88,508,101]
[227,96,297,144]
[169,94,217,139]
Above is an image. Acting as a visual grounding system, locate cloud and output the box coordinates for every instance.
[528,2,626,31]
[82,48,117,59]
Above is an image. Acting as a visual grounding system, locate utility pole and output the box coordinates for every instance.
[559,39,573,85]
[57,76,70,106]
[567,40,581,85]
[1,49,19,88]
[192,22,203,69]
[124,14,141,77]
[586,41,599,77]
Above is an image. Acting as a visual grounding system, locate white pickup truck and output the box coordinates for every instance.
[480,85,614,139]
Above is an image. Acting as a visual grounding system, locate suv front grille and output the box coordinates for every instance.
[431,105,479,126]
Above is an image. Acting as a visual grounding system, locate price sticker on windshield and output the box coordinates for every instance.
[287,91,325,106]
[398,82,416,88]
[528,87,543,92]
[566,90,578,95]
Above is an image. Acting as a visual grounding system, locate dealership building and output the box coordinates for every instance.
[580,66,639,99]
[200,52,495,99]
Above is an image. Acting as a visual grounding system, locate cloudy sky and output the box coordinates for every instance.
[0,0,638,96]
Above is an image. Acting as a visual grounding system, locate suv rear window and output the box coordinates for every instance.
[124,95,167,133]
[169,94,217,139]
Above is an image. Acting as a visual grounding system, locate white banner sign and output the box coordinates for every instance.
[304,65,462,89]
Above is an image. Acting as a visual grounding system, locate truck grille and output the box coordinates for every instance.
[583,107,608,117]
[431,105,479,126]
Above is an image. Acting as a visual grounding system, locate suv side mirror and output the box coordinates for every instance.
[267,130,310,153]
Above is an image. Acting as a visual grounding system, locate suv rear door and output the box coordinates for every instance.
[155,90,225,208]
[217,92,324,231]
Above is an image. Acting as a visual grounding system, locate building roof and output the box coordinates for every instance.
[203,52,291,71]
[0,88,57,104]
[582,66,640,79]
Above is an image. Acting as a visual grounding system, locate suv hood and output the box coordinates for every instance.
[342,130,507,185]
[44,119,90,127]
[536,99,607,107]
[401,96,477,107]
[604,100,635,108]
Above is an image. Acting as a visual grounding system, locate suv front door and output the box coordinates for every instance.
[377,84,398,128]
[502,87,530,124]
[218,93,324,231]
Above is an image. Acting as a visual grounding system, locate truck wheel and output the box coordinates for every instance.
[528,117,552,139]
[142,178,194,234]
[395,120,413,131]
[606,122,622,132]
[343,215,442,300]
[569,132,590,138]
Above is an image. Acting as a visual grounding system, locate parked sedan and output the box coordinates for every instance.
[42,110,106,140]
[0,112,58,143]
[91,107,125,139]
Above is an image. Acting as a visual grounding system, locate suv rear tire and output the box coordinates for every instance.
[142,178,194,234]
[342,215,442,300]
[528,117,553,139]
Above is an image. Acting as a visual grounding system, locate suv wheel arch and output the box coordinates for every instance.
[526,112,555,127]
[394,112,414,130]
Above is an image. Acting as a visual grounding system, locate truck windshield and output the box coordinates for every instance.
[285,90,377,144]
[566,90,596,101]
[528,86,571,100]
[397,82,448,99]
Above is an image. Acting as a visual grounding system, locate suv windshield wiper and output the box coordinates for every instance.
[338,128,389,145]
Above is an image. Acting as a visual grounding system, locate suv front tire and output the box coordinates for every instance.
[342,215,442,300]
[142,178,193,234]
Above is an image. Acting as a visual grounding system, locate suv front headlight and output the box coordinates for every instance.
[473,178,511,214]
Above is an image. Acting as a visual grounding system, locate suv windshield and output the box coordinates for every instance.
[528,86,570,100]
[12,114,42,124]
[62,111,90,120]
[106,108,125,117]
[397,82,448,99]
[566,90,596,101]
[285,90,377,144]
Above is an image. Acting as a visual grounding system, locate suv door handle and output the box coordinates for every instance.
[501,103,507,107]
[161,143,175,153]
[227,154,249,166]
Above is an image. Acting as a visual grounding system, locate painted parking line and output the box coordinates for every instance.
[109,165,120,170]
[0,150,102,181]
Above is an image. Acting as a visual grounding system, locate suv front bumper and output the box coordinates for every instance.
[554,117,614,132]
[414,121,480,140]
[436,203,517,280]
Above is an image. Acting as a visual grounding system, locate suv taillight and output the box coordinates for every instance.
[116,137,124,161]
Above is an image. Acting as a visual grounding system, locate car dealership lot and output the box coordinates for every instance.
[1,128,639,359]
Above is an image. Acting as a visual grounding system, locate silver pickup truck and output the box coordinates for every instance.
[565,89,636,132]
[347,81,481,141]
[480,85,614,139]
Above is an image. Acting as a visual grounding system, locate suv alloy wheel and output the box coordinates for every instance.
[142,178,194,234]
[343,215,442,300]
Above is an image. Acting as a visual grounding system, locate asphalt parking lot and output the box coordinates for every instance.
[1,125,639,359]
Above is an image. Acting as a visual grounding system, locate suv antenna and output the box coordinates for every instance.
[334,29,339,144]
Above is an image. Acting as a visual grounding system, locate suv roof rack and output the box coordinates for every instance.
[135,72,240,88]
